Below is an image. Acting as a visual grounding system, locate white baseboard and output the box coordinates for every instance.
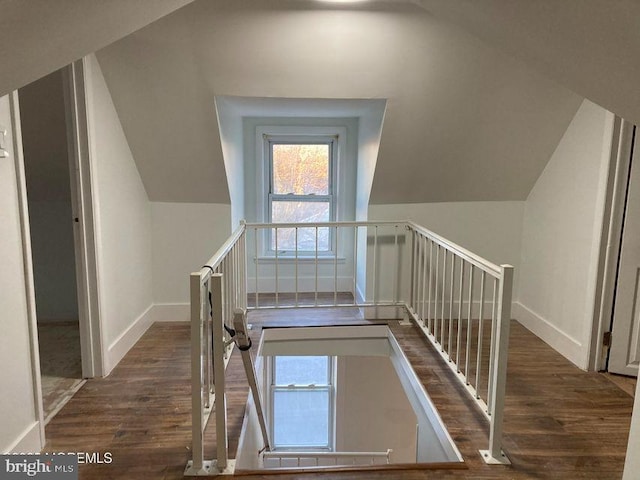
[106,304,154,374]
[512,301,585,369]
[150,303,190,322]
[4,420,43,453]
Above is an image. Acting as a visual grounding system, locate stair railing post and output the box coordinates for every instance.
[481,264,513,465]
[211,273,228,471]
[240,221,247,310]
[189,272,205,473]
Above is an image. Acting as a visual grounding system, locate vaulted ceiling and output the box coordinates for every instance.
[4,1,639,206]
[0,0,196,97]
[95,0,581,204]
[416,0,640,127]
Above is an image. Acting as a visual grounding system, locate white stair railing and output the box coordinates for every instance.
[405,221,512,465]
[185,223,247,476]
[263,450,392,468]
[244,221,406,311]
[186,219,514,475]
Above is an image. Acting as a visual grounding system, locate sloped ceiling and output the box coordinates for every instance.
[416,0,640,127]
[0,0,196,97]
[96,0,581,204]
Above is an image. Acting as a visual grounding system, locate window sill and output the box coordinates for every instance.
[254,256,346,264]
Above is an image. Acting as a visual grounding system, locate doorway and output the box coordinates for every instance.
[609,125,640,378]
[19,68,85,422]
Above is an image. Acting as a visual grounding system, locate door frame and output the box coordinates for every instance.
[62,60,105,378]
[588,118,635,371]
[12,59,105,443]
[10,90,46,448]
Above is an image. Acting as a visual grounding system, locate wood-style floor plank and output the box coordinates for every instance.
[44,307,634,479]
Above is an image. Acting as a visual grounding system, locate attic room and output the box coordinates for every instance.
[2,1,640,479]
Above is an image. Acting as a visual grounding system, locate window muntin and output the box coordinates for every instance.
[267,138,336,254]
[270,356,334,450]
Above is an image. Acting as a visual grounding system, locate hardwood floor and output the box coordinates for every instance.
[603,373,637,398]
[37,320,84,422]
[43,307,634,479]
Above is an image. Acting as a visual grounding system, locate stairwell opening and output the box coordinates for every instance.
[235,325,463,473]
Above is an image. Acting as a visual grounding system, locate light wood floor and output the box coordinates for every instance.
[44,307,635,479]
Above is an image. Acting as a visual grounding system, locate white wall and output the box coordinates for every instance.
[215,97,245,228]
[335,356,417,463]
[366,201,524,304]
[85,54,154,373]
[150,201,231,320]
[355,103,387,298]
[356,104,386,221]
[369,201,524,271]
[516,99,614,369]
[0,93,43,452]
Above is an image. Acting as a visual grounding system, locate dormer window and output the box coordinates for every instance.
[267,137,336,254]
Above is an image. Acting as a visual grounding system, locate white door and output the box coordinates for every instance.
[610,130,640,376]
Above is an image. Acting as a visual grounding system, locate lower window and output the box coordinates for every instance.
[270,355,334,450]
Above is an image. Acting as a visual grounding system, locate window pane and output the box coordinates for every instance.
[273,390,329,447]
[275,356,329,385]
[272,144,329,195]
[271,201,330,251]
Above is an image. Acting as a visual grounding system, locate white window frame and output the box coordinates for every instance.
[268,355,336,451]
[256,126,346,259]
[267,136,336,255]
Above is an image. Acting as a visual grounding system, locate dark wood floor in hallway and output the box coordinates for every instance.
[44,310,634,479]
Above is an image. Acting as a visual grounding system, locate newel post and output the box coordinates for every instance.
[481,264,513,465]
